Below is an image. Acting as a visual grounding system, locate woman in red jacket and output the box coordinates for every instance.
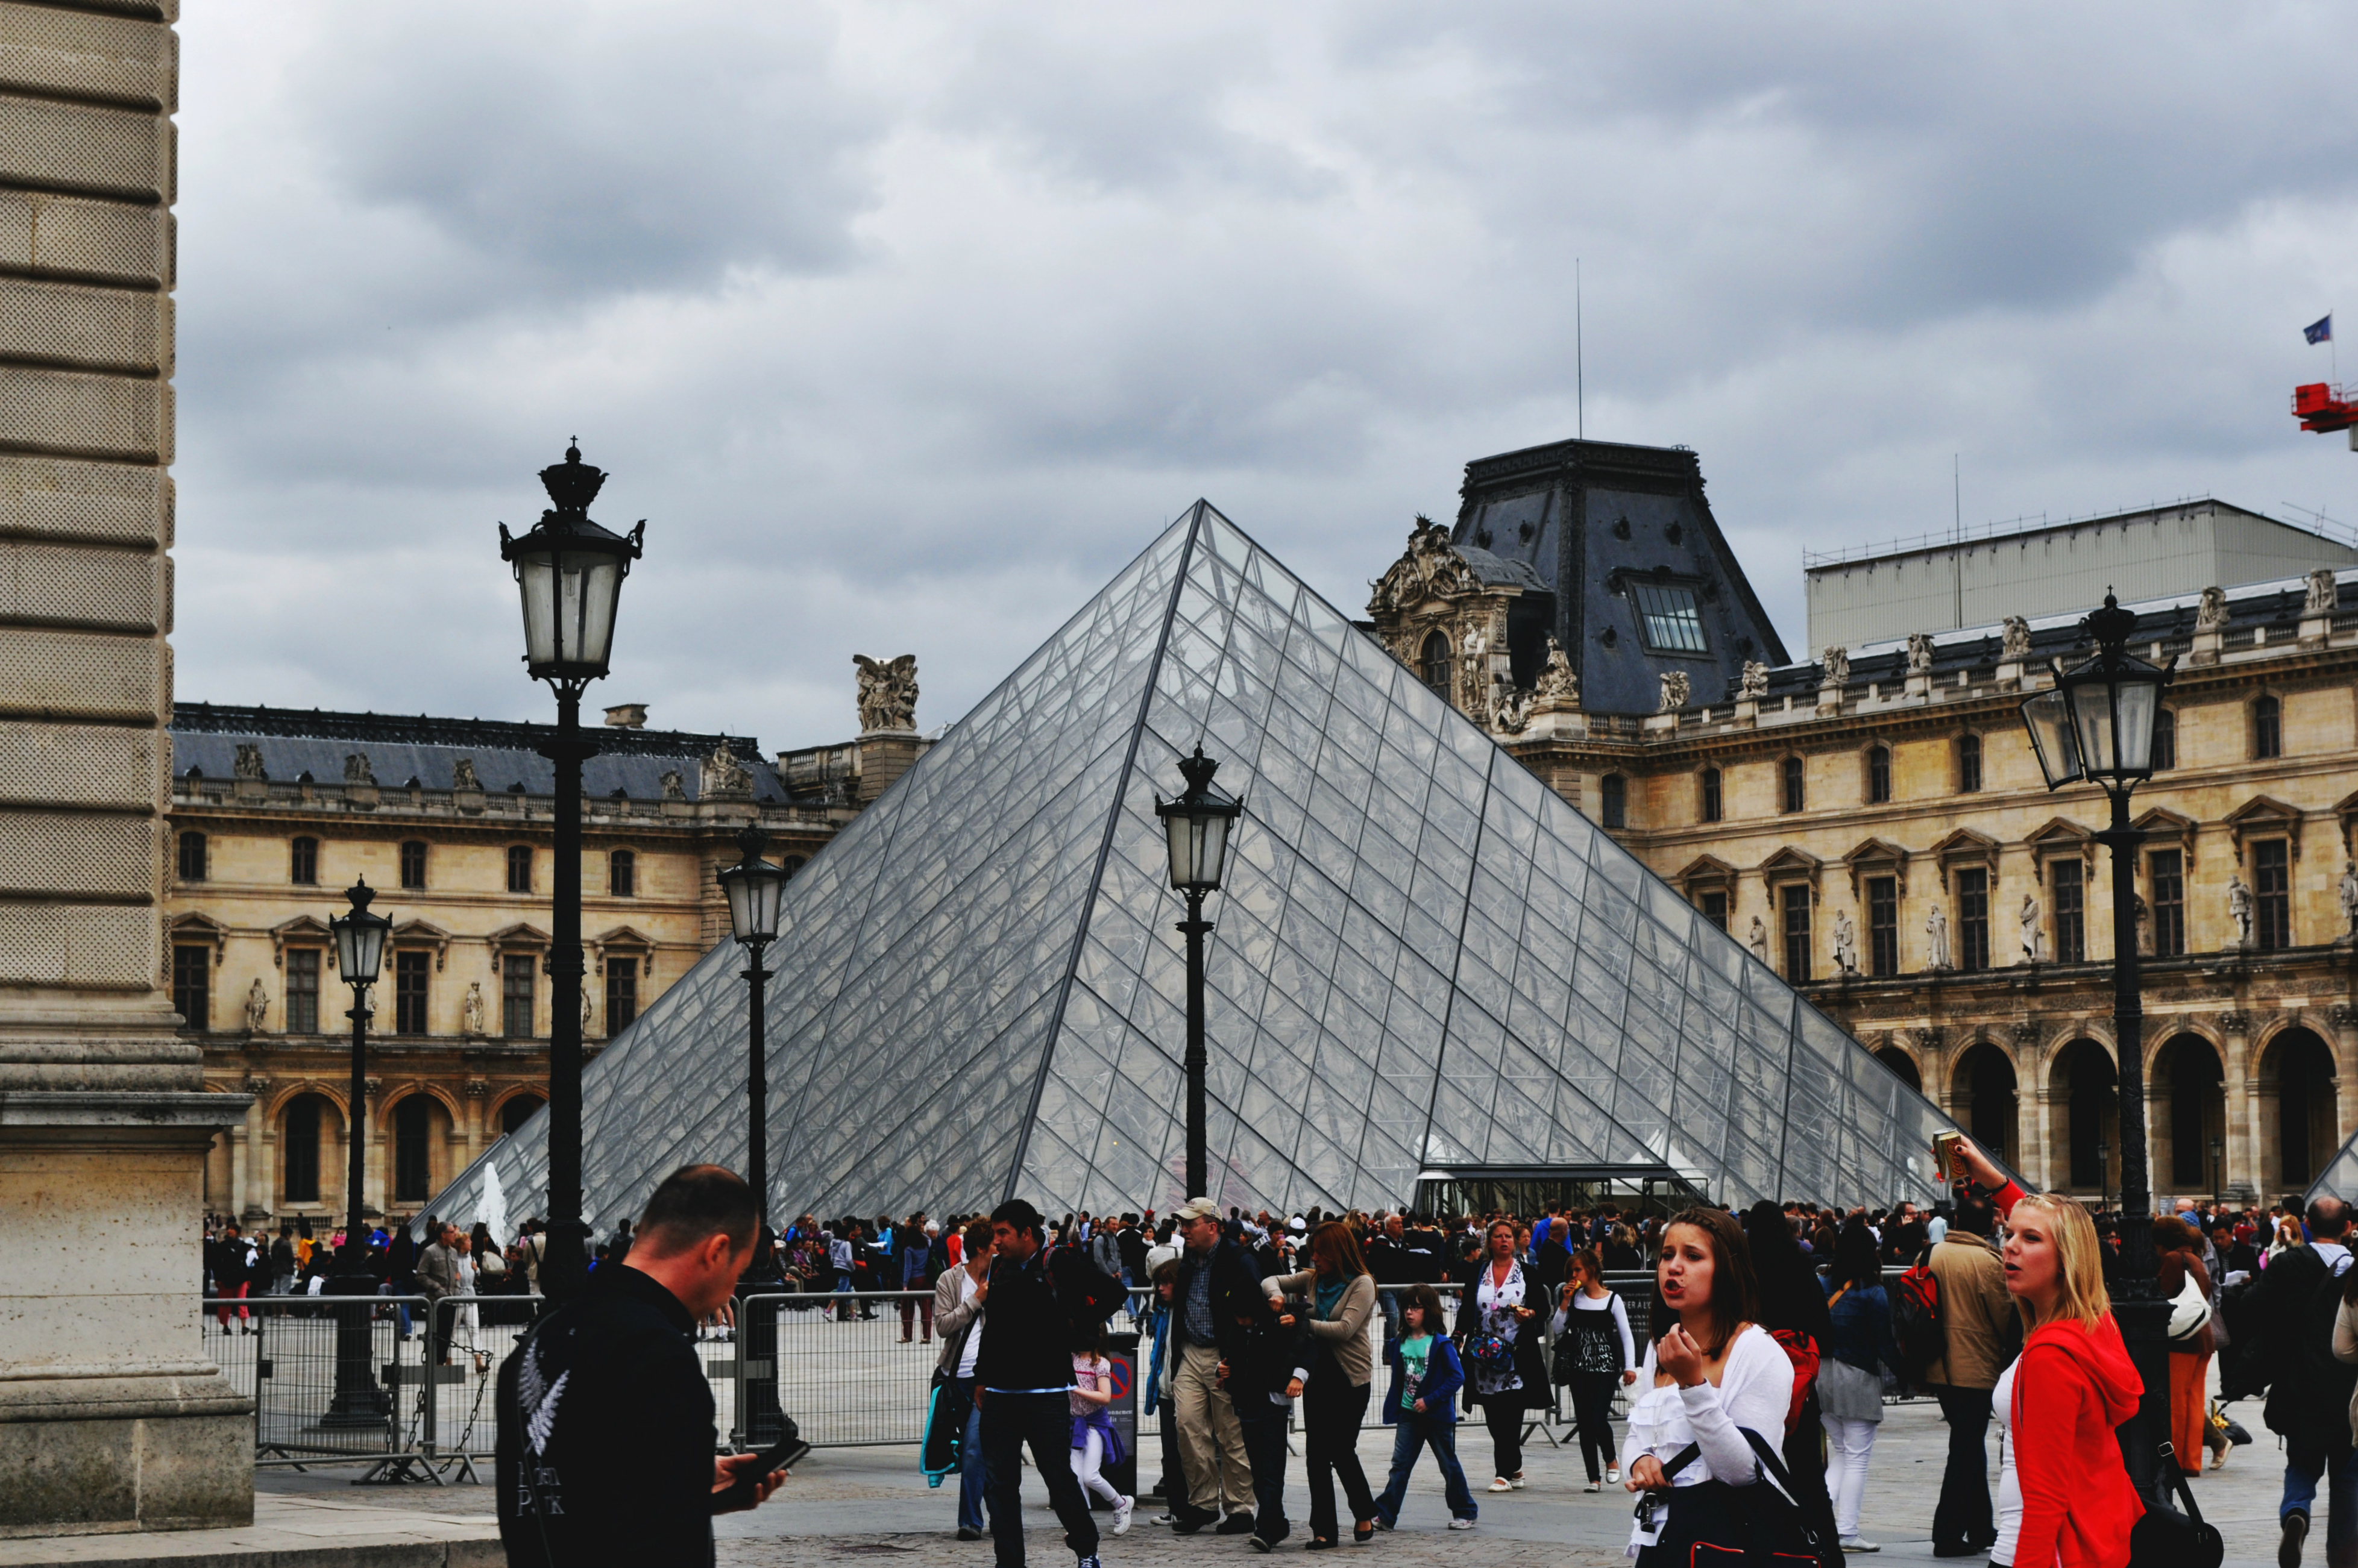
[1953,1137,2143,1568]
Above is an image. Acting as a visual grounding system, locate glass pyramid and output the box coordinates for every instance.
[2310,1132,2358,1208]
[424,503,1955,1231]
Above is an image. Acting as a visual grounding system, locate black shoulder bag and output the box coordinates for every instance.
[1632,1428,1832,1568]
[2128,1443,2224,1568]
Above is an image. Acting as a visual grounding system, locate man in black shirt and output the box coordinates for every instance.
[975,1199,1103,1568]
[496,1165,785,1567]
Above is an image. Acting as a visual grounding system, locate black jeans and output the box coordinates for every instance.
[1236,1401,1291,1543]
[981,1390,1099,1567]
[1480,1399,1524,1480]
[1929,1382,1995,1552]
[1568,1372,1620,1482]
[1304,1375,1376,1540]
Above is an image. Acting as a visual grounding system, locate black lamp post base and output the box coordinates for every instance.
[2111,1288,2175,1497]
[315,1270,393,1428]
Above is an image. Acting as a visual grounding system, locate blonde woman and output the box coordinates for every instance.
[1952,1137,2143,1568]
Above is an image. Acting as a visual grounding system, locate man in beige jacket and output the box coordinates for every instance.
[1921,1196,2012,1557]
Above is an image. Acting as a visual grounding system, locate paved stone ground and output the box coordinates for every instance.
[253,1379,2295,1568]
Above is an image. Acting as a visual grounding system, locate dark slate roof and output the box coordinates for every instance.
[1453,545,1551,594]
[169,703,790,804]
[1734,567,2353,707]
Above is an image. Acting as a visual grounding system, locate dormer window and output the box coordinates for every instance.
[1630,582,1708,653]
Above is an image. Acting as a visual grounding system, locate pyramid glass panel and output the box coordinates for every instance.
[424,503,1966,1234]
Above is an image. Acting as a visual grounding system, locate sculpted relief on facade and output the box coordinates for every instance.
[854,654,920,733]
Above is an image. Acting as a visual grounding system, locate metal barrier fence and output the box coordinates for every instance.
[198,1263,1920,1477]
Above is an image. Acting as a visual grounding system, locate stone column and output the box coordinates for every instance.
[0,2,252,1535]
[226,1123,248,1221]
[243,1080,271,1225]
[857,729,921,806]
[2221,1013,2258,1201]
[362,1077,382,1220]
[461,1079,486,1168]
[2330,1006,2358,1150]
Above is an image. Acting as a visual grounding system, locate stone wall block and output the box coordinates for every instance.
[0,1,174,109]
[0,365,168,462]
[0,626,164,720]
[0,275,164,374]
[0,91,171,201]
[0,808,152,897]
[0,454,166,544]
[0,190,169,286]
[0,540,157,630]
[0,720,156,808]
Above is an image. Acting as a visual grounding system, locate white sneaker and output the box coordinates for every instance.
[1583,1482,1602,1494]
[1448,1518,1476,1531]
[1606,1466,1620,1485]
[1113,1497,1134,1537]
[1840,1537,1879,1554]
[1508,1475,1525,1490]
[1488,1478,1511,1493]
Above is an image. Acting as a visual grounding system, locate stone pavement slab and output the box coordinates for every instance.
[0,1493,499,1568]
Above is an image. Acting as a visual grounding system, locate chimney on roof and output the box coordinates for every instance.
[603,703,648,729]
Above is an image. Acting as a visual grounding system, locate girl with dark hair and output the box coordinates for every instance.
[1819,1217,1902,1551]
[1551,1246,1636,1491]
[1454,1217,1547,1493]
[1374,1284,1476,1531]
[1740,1200,1841,1558]
[1621,1208,1798,1563]
[1268,1221,1381,1547]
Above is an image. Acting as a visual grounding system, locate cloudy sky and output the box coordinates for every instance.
[173,3,2358,750]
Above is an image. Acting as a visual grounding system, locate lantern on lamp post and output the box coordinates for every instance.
[1155,747,1243,1201]
[321,877,392,1426]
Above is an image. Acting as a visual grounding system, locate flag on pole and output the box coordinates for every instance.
[2306,314,2333,344]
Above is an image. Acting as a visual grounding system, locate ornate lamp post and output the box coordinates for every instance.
[718,826,791,1443]
[1155,747,1242,1199]
[2020,589,2174,1493]
[498,442,644,1303]
[321,877,392,1426]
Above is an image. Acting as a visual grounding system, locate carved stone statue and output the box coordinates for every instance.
[2134,892,2151,956]
[1821,646,1850,687]
[1747,915,1770,964]
[1738,660,1769,700]
[1457,624,1491,720]
[1925,903,1951,969]
[461,980,487,1036]
[2001,615,2032,659]
[660,769,686,801]
[233,743,266,781]
[1658,670,1691,712]
[853,654,919,732]
[1832,909,1858,975]
[2309,567,2340,615]
[1492,686,1534,734]
[1906,632,1935,674]
[1530,636,1579,712]
[452,756,480,791]
[581,985,594,1033]
[2195,586,2228,631]
[2020,892,2044,963]
[243,977,269,1033]
[2227,873,2254,946]
[2339,858,2358,936]
[344,751,375,785]
[700,744,752,799]
[1368,516,1476,614]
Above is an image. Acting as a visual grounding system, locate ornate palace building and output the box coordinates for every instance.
[169,661,925,1228]
[1368,438,2358,1206]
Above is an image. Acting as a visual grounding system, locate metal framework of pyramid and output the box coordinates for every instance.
[424,503,1957,1231]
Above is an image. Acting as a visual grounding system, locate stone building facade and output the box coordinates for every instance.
[1369,447,2358,1206]
[165,696,925,1230]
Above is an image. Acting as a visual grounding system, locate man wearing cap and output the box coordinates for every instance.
[1168,1196,1262,1535]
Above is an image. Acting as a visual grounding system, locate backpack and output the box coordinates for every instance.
[1890,1250,1944,1387]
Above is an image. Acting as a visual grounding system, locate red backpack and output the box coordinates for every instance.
[1891,1252,1943,1387]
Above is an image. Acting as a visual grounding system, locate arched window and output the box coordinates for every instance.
[506,845,533,894]
[283,1094,324,1203]
[1600,773,1627,830]
[177,830,207,882]
[1866,745,1891,804]
[1780,756,1805,814]
[1956,733,1983,793]
[1419,631,1452,698]
[400,840,427,889]
[500,1093,545,1137]
[1699,767,1723,823]
[2151,709,2176,771]
[783,856,806,877]
[392,1096,432,1203]
[290,835,318,885]
[2254,694,2281,760]
[609,849,635,898]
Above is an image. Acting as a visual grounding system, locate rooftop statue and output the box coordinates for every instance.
[1368,516,1474,614]
[854,654,919,733]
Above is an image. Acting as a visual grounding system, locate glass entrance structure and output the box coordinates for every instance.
[424,503,1958,1231]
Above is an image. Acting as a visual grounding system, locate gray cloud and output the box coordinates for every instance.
[169,1,2358,751]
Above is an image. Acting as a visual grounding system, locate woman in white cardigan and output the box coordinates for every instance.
[1621,1208,1798,1565]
